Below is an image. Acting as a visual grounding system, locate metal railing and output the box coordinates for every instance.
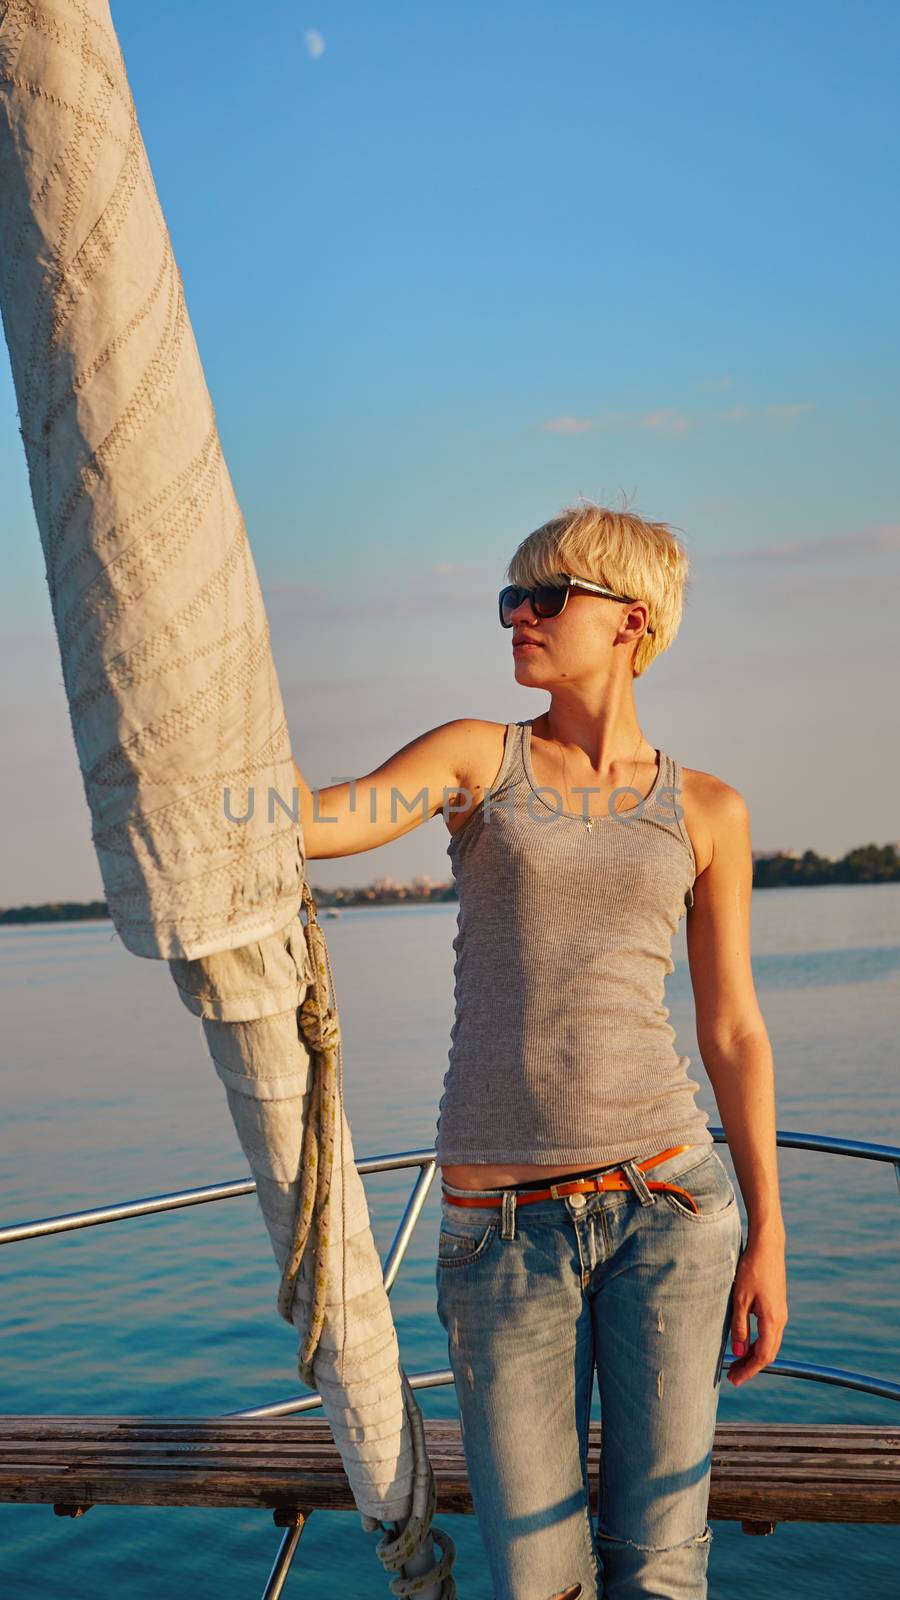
[2,1129,899,1597]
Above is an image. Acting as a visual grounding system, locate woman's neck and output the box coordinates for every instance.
[537,692,648,769]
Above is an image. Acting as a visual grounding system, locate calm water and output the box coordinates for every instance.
[2,886,899,1598]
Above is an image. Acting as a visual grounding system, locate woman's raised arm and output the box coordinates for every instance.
[292,719,486,859]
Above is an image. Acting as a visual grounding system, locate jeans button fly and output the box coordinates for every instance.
[569,1192,587,1210]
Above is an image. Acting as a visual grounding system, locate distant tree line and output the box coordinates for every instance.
[2,843,899,925]
[0,898,112,925]
[752,843,900,887]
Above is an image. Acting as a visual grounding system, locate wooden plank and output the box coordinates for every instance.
[2,1418,898,1444]
[0,1418,897,1525]
[65,1469,890,1492]
[1,1422,897,1461]
[2,1445,898,1483]
[1,1420,897,1459]
[3,1421,898,1469]
[0,1469,897,1524]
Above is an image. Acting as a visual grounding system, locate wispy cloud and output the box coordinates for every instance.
[541,408,691,437]
[695,375,734,393]
[264,564,498,621]
[640,408,692,435]
[304,29,326,59]
[540,398,814,438]
[542,416,595,434]
[722,401,815,426]
[725,524,900,563]
[765,402,815,421]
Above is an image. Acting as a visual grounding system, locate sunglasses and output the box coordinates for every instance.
[499,572,654,633]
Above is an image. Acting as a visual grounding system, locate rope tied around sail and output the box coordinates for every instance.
[280,880,457,1598]
[276,881,340,1363]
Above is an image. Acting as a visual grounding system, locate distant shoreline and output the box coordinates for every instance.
[2,844,899,926]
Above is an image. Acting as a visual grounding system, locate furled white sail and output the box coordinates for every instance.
[0,0,300,962]
[0,4,451,1590]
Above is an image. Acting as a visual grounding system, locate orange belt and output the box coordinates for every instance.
[441,1143,700,1214]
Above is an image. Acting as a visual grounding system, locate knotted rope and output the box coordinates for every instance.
[279,880,457,1598]
[276,881,340,1370]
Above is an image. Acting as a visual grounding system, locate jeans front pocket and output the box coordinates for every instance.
[437,1216,498,1269]
[660,1149,739,1224]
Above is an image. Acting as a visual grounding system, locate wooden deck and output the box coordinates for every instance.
[1,1417,899,1536]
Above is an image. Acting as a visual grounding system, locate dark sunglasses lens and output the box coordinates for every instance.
[499,584,568,625]
[499,586,525,626]
[533,585,567,618]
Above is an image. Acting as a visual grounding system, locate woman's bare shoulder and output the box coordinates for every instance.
[679,764,749,876]
[443,719,517,833]
[680,761,744,798]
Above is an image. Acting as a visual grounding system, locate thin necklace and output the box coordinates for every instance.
[553,726,644,831]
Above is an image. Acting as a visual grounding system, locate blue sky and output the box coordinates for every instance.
[2,0,899,899]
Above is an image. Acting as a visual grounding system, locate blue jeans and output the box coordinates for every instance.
[435,1144,744,1600]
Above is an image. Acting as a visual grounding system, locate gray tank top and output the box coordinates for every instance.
[434,719,713,1167]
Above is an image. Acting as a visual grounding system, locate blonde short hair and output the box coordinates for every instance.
[505,499,691,679]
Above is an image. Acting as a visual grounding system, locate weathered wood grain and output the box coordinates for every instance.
[1,1417,898,1528]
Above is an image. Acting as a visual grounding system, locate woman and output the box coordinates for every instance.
[293,502,788,1600]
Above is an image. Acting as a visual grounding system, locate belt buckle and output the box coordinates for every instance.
[547,1177,582,1203]
[548,1173,607,1201]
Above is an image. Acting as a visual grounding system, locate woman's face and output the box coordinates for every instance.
[507,588,627,687]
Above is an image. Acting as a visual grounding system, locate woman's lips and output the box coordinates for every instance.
[513,641,543,651]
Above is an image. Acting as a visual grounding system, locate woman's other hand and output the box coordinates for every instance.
[727,1231,788,1386]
